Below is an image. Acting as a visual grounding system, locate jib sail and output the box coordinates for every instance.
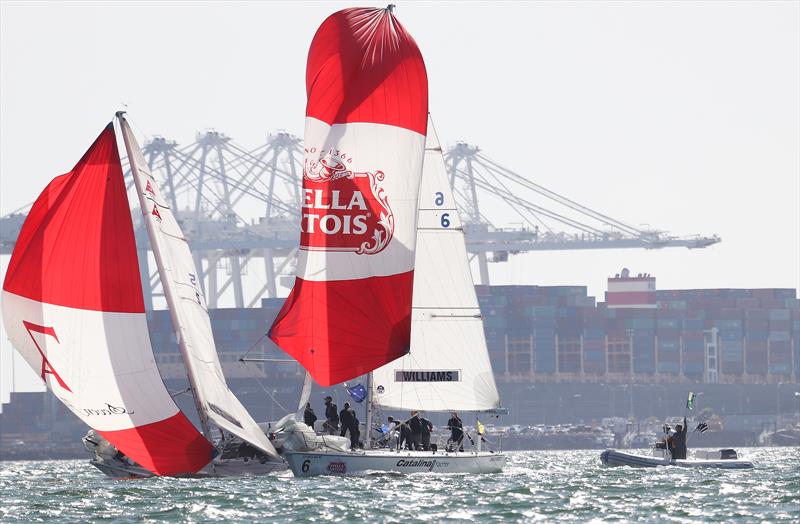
[118,114,280,461]
[371,116,501,412]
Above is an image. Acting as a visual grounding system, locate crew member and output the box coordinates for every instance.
[447,411,464,452]
[398,418,412,450]
[667,417,688,460]
[384,416,400,448]
[323,396,339,435]
[303,402,317,428]
[408,411,422,450]
[339,402,360,449]
[420,415,433,451]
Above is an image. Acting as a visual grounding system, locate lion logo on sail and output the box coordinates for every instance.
[301,148,394,255]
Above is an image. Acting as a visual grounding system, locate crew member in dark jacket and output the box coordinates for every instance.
[420,415,433,451]
[398,419,412,450]
[323,396,339,435]
[408,411,422,450]
[667,417,688,459]
[339,402,360,448]
[447,412,464,452]
[303,402,317,428]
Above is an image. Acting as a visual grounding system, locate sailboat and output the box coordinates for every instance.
[282,116,507,476]
[265,5,505,476]
[1,113,285,478]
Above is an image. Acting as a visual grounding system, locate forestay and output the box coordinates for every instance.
[1,124,213,475]
[371,117,501,412]
[270,7,428,386]
[119,115,280,461]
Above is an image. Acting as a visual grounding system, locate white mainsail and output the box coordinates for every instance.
[371,116,501,412]
[119,114,280,460]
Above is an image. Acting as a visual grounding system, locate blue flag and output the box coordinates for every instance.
[347,384,367,403]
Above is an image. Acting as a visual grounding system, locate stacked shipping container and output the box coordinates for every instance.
[146,286,799,384]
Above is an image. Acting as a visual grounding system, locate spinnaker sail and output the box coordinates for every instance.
[371,116,501,412]
[1,125,214,475]
[269,7,428,386]
[119,114,280,461]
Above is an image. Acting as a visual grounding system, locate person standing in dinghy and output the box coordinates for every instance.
[667,417,688,459]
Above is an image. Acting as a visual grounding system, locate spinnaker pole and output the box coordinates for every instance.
[117,112,213,440]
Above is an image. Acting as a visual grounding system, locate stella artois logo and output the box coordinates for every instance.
[301,147,393,255]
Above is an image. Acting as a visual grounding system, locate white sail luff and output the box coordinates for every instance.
[297,371,313,413]
[118,113,213,439]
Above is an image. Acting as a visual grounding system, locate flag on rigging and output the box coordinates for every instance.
[686,392,697,411]
[347,384,367,404]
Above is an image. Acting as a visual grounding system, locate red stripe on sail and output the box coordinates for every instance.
[98,411,213,476]
[2,124,145,313]
[306,7,428,135]
[269,272,413,387]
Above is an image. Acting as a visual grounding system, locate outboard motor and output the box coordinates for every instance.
[719,448,738,460]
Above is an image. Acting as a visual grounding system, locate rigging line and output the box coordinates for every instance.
[476,153,643,236]
[227,142,302,185]
[239,331,269,360]
[468,176,606,235]
[147,142,204,194]
[467,170,606,234]
[205,144,294,216]
[236,334,293,415]
[167,152,278,208]
[223,145,275,208]
[242,363,292,415]
[473,160,555,234]
[447,172,495,227]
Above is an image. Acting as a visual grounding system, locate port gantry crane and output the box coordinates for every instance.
[0,130,720,310]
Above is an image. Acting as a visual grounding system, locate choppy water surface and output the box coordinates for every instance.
[1,448,798,522]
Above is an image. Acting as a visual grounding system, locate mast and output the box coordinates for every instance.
[117,112,212,440]
[365,372,374,449]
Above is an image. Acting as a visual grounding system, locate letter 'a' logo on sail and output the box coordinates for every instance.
[301,149,394,255]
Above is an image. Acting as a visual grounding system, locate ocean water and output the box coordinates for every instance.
[1,448,798,523]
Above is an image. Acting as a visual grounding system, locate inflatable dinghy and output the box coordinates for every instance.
[601,449,754,469]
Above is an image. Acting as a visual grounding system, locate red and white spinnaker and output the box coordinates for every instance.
[269,7,428,386]
[1,125,213,475]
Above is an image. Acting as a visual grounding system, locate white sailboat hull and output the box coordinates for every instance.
[286,449,506,477]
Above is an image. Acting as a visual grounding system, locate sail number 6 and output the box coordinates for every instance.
[434,192,444,206]
[440,213,450,228]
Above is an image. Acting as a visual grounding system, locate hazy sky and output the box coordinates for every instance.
[1,1,798,402]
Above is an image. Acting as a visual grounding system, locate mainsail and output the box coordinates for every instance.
[371,117,501,412]
[269,7,428,386]
[1,125,213,475]
[118,114,280,461]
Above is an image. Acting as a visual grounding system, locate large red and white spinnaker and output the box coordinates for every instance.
[269,6,429,386]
